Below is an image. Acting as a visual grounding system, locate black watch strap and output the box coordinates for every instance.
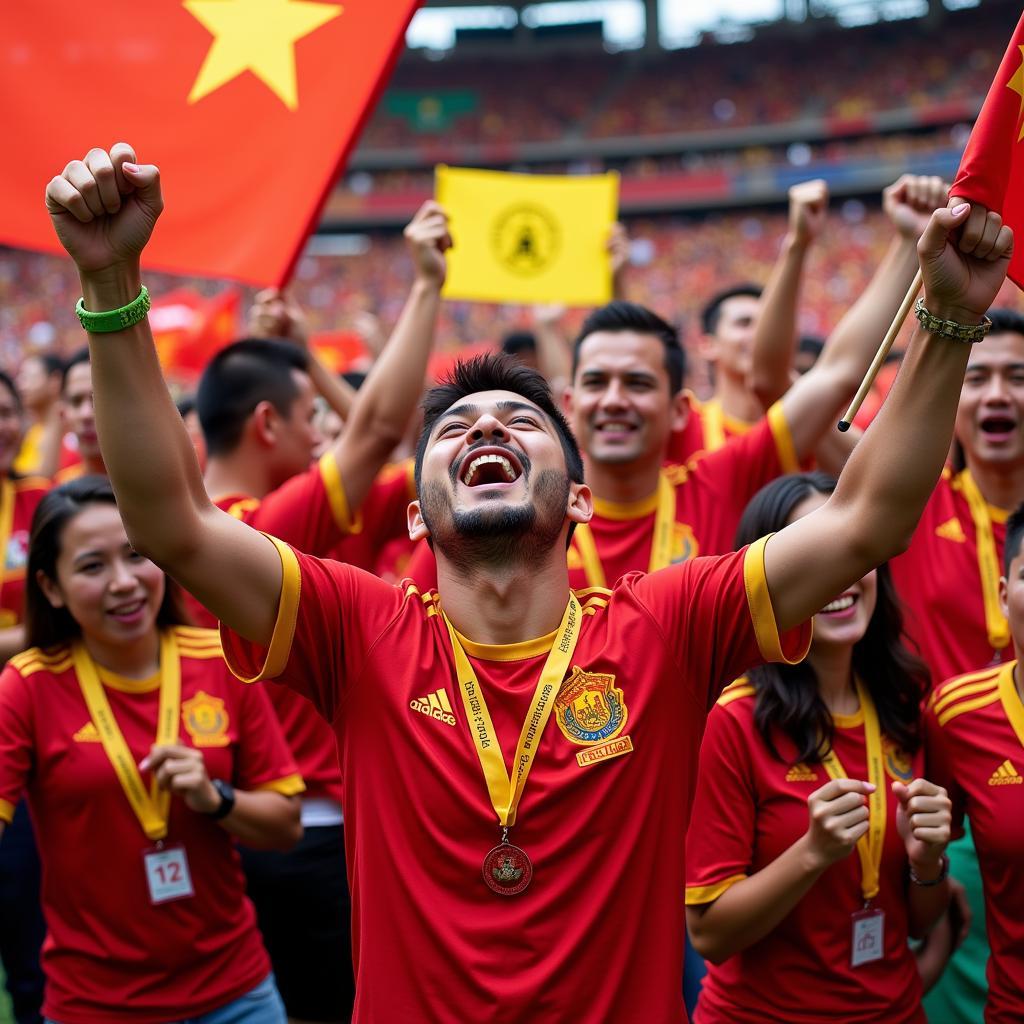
[206,778,236,821]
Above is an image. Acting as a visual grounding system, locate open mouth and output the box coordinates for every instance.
[980,414,1017,440]
[819,592,857,616]
[460,449,523,488]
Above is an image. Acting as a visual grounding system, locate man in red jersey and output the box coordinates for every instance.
[47,142,1010,1022]
[925,505,1024,1023]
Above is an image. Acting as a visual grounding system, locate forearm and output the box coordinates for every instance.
[751,233,808,407]
[534,318,572,390]
[688,835,827,963]
[81,265,211,563]
[217,791,301,851]
[308,349,356,422]
[907,859,952,939]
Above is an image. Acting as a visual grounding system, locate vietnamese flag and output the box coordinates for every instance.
[151,288,241,381]
[0,1,418,285]
[951,9,1024,288]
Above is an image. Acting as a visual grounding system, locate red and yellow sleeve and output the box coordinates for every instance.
[686,702,757,905]
[743,535,812,666]
[0,666,35,824]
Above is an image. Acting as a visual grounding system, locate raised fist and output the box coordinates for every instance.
[918,199,1013,325]
[788,179,828,247]
[45,143,162,276]
[883,175,949,242]
[248,288,309,347]
[404,201,451,288]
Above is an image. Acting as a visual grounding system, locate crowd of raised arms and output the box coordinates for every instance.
[0,145,1020,1024]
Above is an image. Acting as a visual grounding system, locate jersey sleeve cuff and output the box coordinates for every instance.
[253,773,306,797]
[685,873,748,905]
[0,798,14,825]
[220,535,301,683]
[767,401,800,474]
[743,536,812,665]
[318,451,362,535]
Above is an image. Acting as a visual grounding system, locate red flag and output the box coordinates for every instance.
[951,10,1024,288]
[151,288,241,382]
[310,330,371,375]
[0,1,418,286]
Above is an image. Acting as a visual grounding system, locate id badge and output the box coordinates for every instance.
[143,843,194,905]
[850,907,885,967]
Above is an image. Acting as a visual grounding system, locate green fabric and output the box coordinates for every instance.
[923,822,989,1023]
[383,90,478,132]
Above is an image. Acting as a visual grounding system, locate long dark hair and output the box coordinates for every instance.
[735,472,928,763]
[25,476,190,651]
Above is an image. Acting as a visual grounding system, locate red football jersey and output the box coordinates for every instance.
[220,536,810,1022]
[568,404,798,589]
[184,452,355,806]
[0,476,49,628]
[687,681,925,1024]
[890,468,1011,684]
[667,394,755,464]
[925,661,1024,1024]
[0,627,303,1024]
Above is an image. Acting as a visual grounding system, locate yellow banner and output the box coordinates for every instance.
[436,165,619,306]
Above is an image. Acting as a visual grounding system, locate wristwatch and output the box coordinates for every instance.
[205,778,236,821]
[914,297,992,343]
[909,854,949,887]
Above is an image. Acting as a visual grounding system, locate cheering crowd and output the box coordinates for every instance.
[0,139,1018,1024]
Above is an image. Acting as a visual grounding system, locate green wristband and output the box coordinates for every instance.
[75,286,151,333]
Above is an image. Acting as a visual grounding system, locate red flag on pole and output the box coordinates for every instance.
[951,10,1024,288]
[151,288,241,382]
[0,1,418,286]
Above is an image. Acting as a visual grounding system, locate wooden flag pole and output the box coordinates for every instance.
[837,268,923,432]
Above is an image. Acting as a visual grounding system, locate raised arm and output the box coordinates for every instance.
[750,178,828,408]
[765,199,1013,632]
[777,175,950,464]
[45,144,282,645]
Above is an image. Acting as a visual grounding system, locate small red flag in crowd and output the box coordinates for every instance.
[0,0,419,285]
[951,9,1024,288]
[151,289,241,382]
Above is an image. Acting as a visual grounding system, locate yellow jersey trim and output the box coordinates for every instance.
[933,677,1001,716]
[255,773,306,797]
[833,708,865,729]
[938,688,1001,727]
[743,535,811,665]
[0,798,13,824]
[767,401,800,475]
[97,666,161,694]
[717,685,755,707]
[10,646,74,678]
[931,665,1002,706]
[225,535,301,683]
[454,624,561,662]
[685,873,748,905]
[997,661,1024,751]
[590,488,660,521]
[319,451,359,535]
[223,497,260,521]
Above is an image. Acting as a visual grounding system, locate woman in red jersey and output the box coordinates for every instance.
[686,472,952,1024]
[0,477,303,1024]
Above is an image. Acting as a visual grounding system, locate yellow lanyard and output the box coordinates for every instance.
[571,473,676,589]
[820,679,886,902]
[958,469,1010,651]
[0,477,13,620]
[74,632,181,841]
[444,595,582,829]
[702,399,726,451]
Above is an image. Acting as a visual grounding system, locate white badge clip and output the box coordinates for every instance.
[850,906,885,967]
[143,843,194,905]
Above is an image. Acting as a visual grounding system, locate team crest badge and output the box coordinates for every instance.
[182,691,230,747]
[671,523,698,564]
[882,737,913,783]
[555,668,628,745]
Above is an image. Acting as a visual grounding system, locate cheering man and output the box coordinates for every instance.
[46,143,1010,1022]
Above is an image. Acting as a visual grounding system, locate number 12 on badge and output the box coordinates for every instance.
[850,907,884,967]
[143,844,195,905]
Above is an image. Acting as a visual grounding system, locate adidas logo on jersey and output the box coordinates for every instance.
[410,689,456,727]
[988,760,1023,786]
[72,722,101,743]
[786,763,819,782]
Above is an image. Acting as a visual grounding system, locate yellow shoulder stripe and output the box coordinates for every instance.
[931,678,1000,716]
[15,476,51,492]
[0,798,14,825]
[685,873,748,905]
[933,665,1003,702]
[573,585,614,599]
[10,647,73,677]
[937,689,1001,727]
[717,685,755,707]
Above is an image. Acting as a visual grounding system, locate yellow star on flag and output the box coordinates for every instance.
[185,0,343,110]
[1008,44,1024,142]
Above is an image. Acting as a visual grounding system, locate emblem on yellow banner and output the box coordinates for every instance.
[555,668,628,745]
[182,690,230,747]
[493,205,560,276]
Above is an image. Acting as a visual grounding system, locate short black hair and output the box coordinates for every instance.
[501,331,538,358]
[701,284,763,336]
[571,301,685,395]
[196,338,310,457]
[414,353,584,495]
[176,394,197,419]
[988,308,1024,339]
[1005,503,1024,575]
[25,353,64,378]
[61,346,90,392]
[342,371,367,391]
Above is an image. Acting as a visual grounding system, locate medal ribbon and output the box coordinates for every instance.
[74,631,181,841]
[958,469,1010,651]
[572,472,676,589]
[820,679,886,902]
[445,595,582,829]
